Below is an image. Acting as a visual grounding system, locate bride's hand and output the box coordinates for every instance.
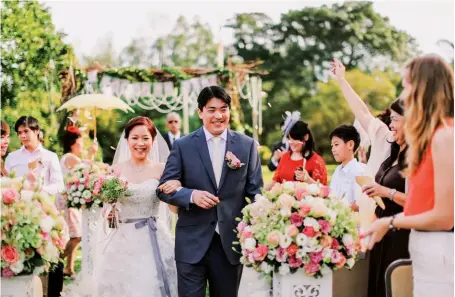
[159,180,182,194]
[329,58,346,82]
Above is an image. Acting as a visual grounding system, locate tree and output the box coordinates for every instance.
[150,16,218,68]
[81,34,119,67]
[1,0,73,106]
[228,2,419,149]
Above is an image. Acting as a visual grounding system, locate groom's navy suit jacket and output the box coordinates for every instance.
[157,127,263,265]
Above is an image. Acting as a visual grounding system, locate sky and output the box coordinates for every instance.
[43,0,454,60]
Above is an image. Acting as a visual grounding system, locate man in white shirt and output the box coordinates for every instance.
[162,112,183,149]
[329,125,365,211]
[5,116,64,195]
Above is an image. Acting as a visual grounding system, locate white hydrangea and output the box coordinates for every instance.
[278,264,290,275]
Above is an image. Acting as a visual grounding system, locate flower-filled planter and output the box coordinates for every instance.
[235,182,360,297]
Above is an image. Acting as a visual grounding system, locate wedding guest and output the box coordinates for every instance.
[5,116,64,195]
[267,120,290,172]
[364,55,454,297]
[162,112,183,149]
[1,120,10,176]
[329,125,365,211]
[56,126,98,278]
[331,59,409,297]
[265,119,327,190]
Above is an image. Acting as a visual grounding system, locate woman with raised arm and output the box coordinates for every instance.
[331,59,410,297]
[364,55,454,297]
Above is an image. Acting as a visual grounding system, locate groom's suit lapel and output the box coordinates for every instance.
[218,129,236,191]
[195,128,217,190]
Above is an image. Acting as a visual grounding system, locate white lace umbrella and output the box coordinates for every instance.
[57,94,134,139]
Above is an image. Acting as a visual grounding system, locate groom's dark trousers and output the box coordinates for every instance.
[176,233,242,297]
[157,128,263,297]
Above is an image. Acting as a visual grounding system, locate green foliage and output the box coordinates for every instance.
[228,2,419,159]
[1,0,73,106]
[258,145,272,165]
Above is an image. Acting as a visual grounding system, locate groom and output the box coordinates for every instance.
[157,86,263,297]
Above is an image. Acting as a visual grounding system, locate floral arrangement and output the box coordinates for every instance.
[63,161,109,209]
[93,168,131,228]
[1,177,68,278]
[235,182,360,279]
[225,151,244,170]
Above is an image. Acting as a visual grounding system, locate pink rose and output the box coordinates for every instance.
[319,185,331,198]
[299,204,311,217]
[236,221,247,233]
[276,247,287,263]
[289,256,303,268]
[331,239,340,250]
[55,237,66,249]
[253,244,269,261]
[241,230,253,240]
[1,246,19,264]
[267,231,281,246]
[287,224,299,237]
[290,212,303,227]
[303,226,316,237]
[320,235,333,248]
[2,267,15,278]
[331,250,342,264]
[86,198,92,203]
[41,231,50,242]
[287,244,298,256]
[336,254,347,268]
[318,220,331,235]
[2,188,18,204]
[310,251,323,264]
[295,188,309,200]
[304,262,320,276]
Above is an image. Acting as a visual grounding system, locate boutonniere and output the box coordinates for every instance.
[225,151,245,170]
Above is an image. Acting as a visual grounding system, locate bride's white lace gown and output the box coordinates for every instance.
[95,179,178,297]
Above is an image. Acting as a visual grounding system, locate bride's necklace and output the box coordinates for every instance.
[129,160,149,172]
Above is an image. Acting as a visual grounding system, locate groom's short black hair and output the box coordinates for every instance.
[197,86,231,110]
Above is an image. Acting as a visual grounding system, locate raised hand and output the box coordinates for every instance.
[192,190,220,209]
[329,58,346,81]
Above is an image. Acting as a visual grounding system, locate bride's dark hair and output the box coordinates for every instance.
[124,117,157,140]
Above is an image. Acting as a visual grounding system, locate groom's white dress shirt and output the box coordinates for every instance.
[5,144,64,195]
[189,127,227,233]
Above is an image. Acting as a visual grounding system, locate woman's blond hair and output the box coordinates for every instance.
[404,55,454,175]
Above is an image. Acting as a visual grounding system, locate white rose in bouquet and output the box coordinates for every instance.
[21,190,34,202]
[78,185,85,192]
[70,185,77,192]
[73,197,80,204]
[80,198,86,205]
[303,217,320,231]
[244,238,257,251]
[10,260,24,274]
[278,263,290,275]
[308,183,320,195]
[40,216,55,233]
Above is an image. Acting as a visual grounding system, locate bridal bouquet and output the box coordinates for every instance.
[235,182,360,279]
[91,168,131,228]
[1,177,68,278]
[63,161,109,209]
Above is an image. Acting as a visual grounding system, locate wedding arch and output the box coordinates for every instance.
[59,61,266,140]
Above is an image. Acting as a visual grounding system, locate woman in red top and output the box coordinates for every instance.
[265,120,327,190]
[364,55,454,297]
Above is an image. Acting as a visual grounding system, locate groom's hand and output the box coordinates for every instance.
[192,190,220,209]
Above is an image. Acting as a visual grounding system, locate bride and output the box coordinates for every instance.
[64,116,180,297]
[95,116,181,297]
